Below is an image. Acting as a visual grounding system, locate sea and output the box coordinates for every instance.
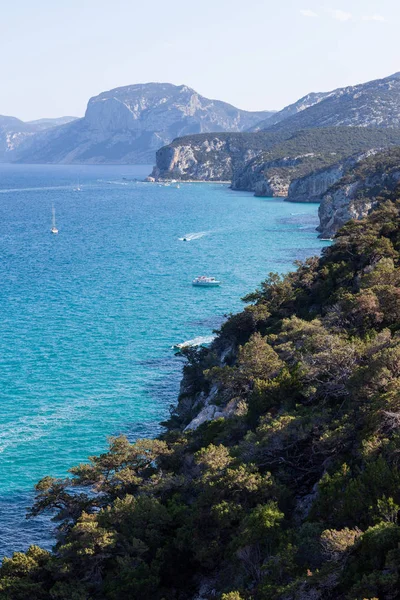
[0,164,329,557]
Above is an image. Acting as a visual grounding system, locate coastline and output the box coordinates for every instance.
[146,179,231,184]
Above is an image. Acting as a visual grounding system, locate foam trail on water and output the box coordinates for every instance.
[172,335,216,350]
[0,185,75,194]
[178,231,208,241]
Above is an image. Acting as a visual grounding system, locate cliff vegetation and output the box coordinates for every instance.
[3,198,400,599]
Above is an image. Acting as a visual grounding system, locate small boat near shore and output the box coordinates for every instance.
[192,276,221,287]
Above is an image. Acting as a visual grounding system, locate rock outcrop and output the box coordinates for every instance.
[13,84,272,165]
[287,162,347,202]
[150,132,275,181]
[318,185,377,238]
[317,148,400,237]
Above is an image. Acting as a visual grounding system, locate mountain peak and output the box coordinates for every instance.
[12,83,273,164]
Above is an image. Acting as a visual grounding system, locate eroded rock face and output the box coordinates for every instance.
[231,154,350,200]
[254,174,290,197]
[318,184,373,238]
[151,136,260,181]
[231,155,300,196]
[318,166,400,238]
[287,164,346,202]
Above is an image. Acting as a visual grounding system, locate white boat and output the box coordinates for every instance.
[51,206,58,234]
[192,276,221,287]
[73,179,82,192]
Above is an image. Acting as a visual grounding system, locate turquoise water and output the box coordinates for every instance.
[0,164,328,556]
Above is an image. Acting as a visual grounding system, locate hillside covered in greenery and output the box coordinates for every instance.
[153,125,400,186]
[3,196,400,599]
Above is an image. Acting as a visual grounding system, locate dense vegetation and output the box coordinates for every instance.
[331,147,400,194]
[4,195,400,598]
[232,131,400,193]
[167,126,400,157]
[158,126,400,186]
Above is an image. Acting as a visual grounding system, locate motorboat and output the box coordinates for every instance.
[192,276,221,287]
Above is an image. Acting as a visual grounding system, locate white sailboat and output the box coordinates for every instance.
[51,205,58,234]
[73,179,82,192]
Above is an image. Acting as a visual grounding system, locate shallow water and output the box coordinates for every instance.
[0,164,329,556]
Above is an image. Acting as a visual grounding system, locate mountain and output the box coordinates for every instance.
[258,71,400,133]
[0,115,79,161]
[251,90,334,130]
[27,116,78,130]
[13,83,274,165]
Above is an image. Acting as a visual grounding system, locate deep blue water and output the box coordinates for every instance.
[0,164,329,556]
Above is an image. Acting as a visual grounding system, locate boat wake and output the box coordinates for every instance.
[178,231,208,241]
[172,335,216,351]
[0,185,74,194]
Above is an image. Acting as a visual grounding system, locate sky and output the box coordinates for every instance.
[1,0,400,120]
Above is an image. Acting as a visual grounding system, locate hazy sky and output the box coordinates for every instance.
[2,0,400,120]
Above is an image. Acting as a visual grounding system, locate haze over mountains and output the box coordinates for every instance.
[5,84,272,165]
[2,72,400,165]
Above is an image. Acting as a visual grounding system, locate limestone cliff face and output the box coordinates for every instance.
[317,156,400,237]
[231,155,301,196]
[287,163,346,202]
[174,340,239,432]
[231,153,348,200]
[317,184,377,238]
[150,135,261,181]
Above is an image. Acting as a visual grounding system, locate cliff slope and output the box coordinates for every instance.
[13,84,272,165]
[318,147,400,237]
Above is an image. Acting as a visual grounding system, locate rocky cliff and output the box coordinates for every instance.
[151,127,400,189]
[13,84,272,165]
[317,148,400,237]
[149,131,281,181]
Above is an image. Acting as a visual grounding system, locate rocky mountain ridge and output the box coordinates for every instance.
[12,83,272,165]
[259,71,400,134]
[251,90,335,131]
[0,115,77,161]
